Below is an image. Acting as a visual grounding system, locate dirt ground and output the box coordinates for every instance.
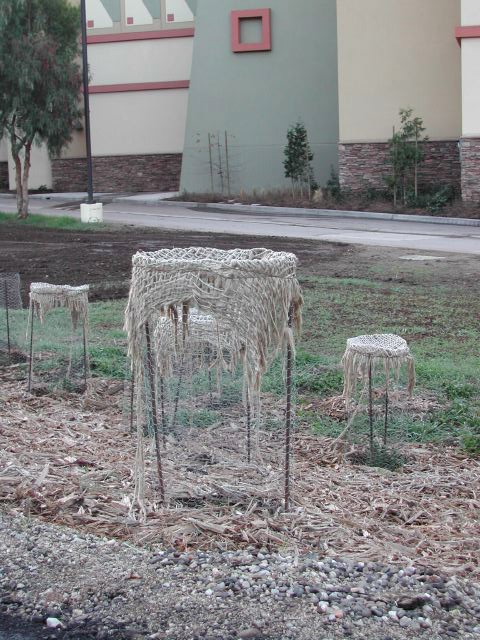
[1,222,480,304]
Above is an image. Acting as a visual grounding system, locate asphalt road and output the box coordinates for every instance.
[1,195,480,255]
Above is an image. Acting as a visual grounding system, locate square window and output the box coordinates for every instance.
[87,19,94,28]
[231,8,271,53]
[167,13,175,21]
[126,16,134,24]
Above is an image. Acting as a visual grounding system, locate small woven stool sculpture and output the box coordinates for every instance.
[341,334,415,453]
[27,283,90,392]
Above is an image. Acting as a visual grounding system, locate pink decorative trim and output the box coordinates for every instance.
[231,8,271,53]
[88,80,190,93]
[455,25,480,45]
[87,27,194,44]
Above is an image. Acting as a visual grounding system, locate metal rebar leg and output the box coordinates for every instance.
[129,369,135,433]
[208,367,213,405]
[383,386,389,446]
[171,355,184,430]
[159,375,166,446]
[4,280,11,362]
[82,323,88,393]
[285,306,293,511]
[368,360,374,458]
[27,305,34,393]
[145,322,165,503]
[246,388,251,463]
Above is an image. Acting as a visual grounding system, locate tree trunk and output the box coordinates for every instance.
[11,145,23,216]
[19,141,32,219]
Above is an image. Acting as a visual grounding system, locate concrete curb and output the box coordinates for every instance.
[111,197,480,228]
[3,191,480,227]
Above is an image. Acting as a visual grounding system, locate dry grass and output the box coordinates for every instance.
[1,374,479,578]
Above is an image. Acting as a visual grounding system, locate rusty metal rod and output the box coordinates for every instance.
[4,280,11,361]
[284,305,293,511]
[368,360,374,458]
[82,323,88,393]
[246,388,251,463]
[383,386,389,446]
[145,322,165,502]
[27,304,34,393]
[159,375,167,446]
[129,369,135,433]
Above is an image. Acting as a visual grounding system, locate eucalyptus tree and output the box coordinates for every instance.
[0,0,82,217]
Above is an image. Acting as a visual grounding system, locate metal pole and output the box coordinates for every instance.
[82,323,88,393]
[368,360,374,458]
[159,375,166,446]
[80,0,94,204]
[4,280,11,362]
[224,131,231,197]
[246,388,251,463]
[383,386,389,446]
[284,306,293,511]
[145,322,165,502]
[208,133,214,194]
[129,369,135,433]
[27,304,34,393]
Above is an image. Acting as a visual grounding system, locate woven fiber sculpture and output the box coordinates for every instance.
[124,247,302,513]
[27,283,90,392]
[341,334,415,454]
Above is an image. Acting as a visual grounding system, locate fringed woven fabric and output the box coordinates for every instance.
[29,283,89,329]
[125,247,302,403]
[342,333,415,406]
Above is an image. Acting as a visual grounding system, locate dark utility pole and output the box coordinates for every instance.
[80,0,94,204]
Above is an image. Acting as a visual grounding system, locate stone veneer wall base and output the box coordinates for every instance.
[52,153,182,193]
[460,138,480,203]
[339,141,461,194]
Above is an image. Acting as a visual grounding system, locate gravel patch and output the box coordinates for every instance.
[1,512,479,640]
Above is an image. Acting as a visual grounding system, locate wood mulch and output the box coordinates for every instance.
[1,371,479,578]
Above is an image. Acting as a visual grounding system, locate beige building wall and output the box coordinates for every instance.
[88,37,193,85]
[461,0,480,136]
[90,89,188,156]
[337,0,461,142]
[0,138,8,162]
[462,0,480,23]
[7,143,52,190]
[60,130,87,159]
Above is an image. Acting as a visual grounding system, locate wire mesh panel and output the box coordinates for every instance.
[125,247,302,514]
[27,283,90,393]
[0,272,24,365]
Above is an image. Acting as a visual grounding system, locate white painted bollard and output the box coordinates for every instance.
[80,202,103,223]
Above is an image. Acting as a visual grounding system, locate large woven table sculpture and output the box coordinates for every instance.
[342,333,415,451]
[27,283,89,392]
[125,247,302,512]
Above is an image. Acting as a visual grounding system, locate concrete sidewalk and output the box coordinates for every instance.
[2,193,480,254]
[6,190,479,228]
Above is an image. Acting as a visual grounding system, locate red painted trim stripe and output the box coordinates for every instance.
[455,25,480,45]
[89,80,190,94]
[87,27,194,44]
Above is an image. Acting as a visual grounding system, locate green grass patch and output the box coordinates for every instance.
[2,267,478,455]
[0,211,107,231]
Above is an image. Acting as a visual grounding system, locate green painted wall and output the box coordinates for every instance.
[180,0,339,194]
